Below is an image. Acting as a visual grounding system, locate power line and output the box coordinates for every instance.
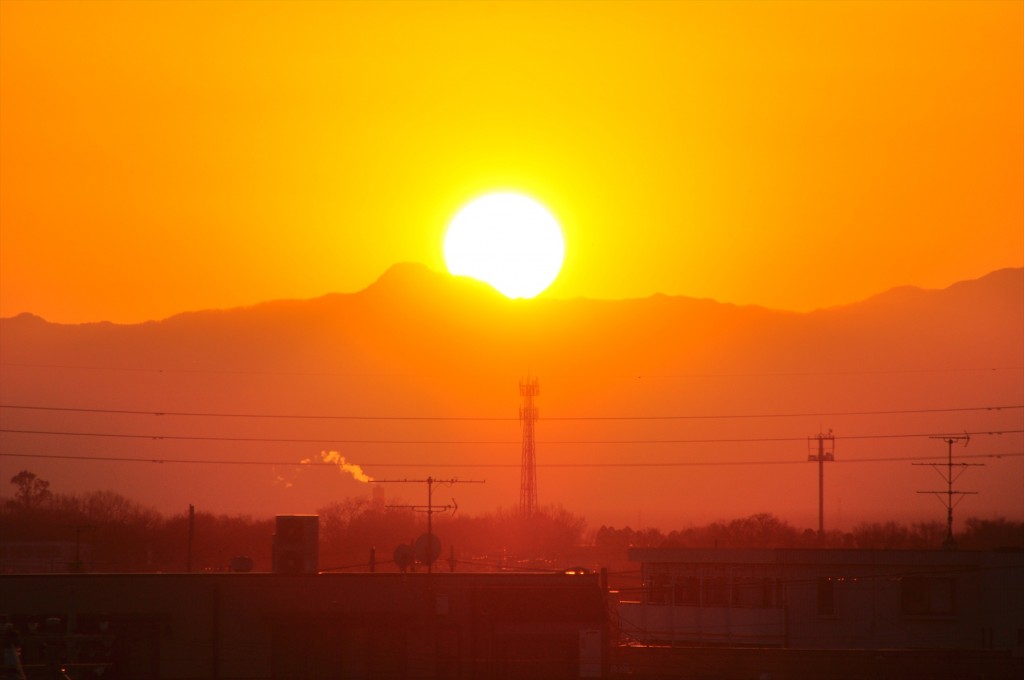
[0,426,1019,446]
[3,361,1021,379]
[1,450,1020,468]
[0,362,385,377]
[0,402,1019,422]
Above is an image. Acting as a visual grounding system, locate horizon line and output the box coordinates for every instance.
[1,262,1020,327]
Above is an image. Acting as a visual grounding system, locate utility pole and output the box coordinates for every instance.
[187,504,195,573]
[519,378,540,517]
[383,477,484,573]
[807,430,835,537]
[65,524,93,573]
[916,434,981,548]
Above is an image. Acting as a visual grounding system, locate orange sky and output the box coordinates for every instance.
[1,0,1022,324]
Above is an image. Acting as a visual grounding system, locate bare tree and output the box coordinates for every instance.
[8,470,51,511]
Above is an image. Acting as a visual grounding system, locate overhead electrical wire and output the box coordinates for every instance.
[0,450,1020,468]
[1,402,1020,422]
[3,361,1021,379]
[1,427,1021,445]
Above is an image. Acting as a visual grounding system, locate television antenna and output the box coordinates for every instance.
[382,476,484,573]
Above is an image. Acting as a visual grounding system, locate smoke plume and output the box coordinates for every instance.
[319,450,374,483]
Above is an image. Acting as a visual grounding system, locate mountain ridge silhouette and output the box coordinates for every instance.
[8,263,1019,328]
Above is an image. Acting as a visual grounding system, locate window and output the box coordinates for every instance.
[901,577,955,616]
[646,570,671,604]
[674,576,700,606]
[733,577,772,608]
[817,577,835,616]
[703,572,730,606]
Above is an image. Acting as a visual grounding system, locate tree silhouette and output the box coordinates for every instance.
[8,470,51,511]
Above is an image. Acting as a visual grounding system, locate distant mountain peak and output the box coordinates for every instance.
[6,311,47,324]
[852,267,1023,309]
[363,261,504,302]
[372,261,438,287]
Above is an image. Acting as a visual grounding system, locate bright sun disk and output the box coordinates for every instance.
[443,193,565,298]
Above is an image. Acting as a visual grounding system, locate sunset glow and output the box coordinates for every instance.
[0,1,1020,323]
[0,1,1021,537]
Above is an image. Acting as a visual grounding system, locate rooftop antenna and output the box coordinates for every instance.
[382,476,484,573]
[915,433,982,549]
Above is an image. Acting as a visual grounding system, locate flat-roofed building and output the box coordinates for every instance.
[1,572,607,679]
[615,547,1023,679]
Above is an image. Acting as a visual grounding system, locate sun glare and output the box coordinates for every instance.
[443,193,565,298]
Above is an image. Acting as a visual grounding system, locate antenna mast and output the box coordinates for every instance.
[915,434,982,549]
[382,476,484,573]
[519,378,540,517]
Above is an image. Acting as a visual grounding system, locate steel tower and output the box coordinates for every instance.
[519,378,539,517]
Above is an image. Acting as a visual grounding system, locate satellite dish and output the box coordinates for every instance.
[414,533,442,565]
[393,544,414,572]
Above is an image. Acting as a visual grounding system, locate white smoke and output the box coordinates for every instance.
[318,450,374,483]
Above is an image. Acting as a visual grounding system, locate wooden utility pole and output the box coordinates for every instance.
[807,430,835,537]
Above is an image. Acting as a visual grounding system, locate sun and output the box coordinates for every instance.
[443,193,565,298]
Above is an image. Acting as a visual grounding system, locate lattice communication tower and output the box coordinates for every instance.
[519,378,540,517]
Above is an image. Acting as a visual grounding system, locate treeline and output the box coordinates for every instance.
[593,512,1024,552]
[2,471,1021,574]
[0,470,590,573]
[2,471,275,572]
